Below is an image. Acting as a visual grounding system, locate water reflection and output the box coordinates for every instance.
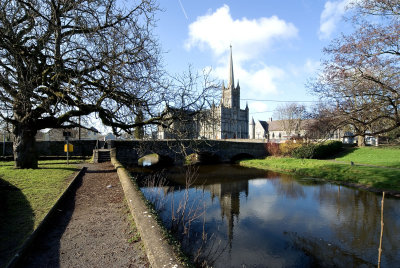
[138,164,400,267]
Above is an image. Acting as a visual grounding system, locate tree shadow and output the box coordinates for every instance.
[85,169,116,174]
[37,167,81,172]
[327,146,359,159]
[0,178,34,267]
[16,170,84,268]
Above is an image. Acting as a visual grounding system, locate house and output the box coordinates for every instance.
[249,118,343,143]
[37,127,101,141]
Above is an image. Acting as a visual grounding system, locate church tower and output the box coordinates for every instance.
[222,45,240,111]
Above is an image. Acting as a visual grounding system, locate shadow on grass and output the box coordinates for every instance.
[17,171,84,268]
[85,169,116,174]
[0,178,34,268]
[327,146,358,160]
[36,167,80,172]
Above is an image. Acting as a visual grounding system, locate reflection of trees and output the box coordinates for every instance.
[138,165,400,267]
[285,232,373,267]
[270,174,306,199]
[312,185,400,266]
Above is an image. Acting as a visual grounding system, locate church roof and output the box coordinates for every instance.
[257,120,269,131]
[266,119,312,131]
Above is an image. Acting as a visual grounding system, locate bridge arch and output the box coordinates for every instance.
[230,153,255,163]
[196,152,221,164]
[138,153,174,166]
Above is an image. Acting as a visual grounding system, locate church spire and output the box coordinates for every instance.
[228,45,234,88]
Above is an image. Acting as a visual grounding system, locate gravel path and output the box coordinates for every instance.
[20,162,149,268]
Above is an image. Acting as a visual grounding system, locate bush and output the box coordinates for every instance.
[292,141,343,159]
[265,142,280,156]
[279,140,302,156]
[291,144,316,159]
[314,140,342,159]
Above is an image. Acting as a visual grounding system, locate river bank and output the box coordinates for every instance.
[239,157,400,197]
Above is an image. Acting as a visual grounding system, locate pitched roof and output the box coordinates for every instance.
[265,119,312,131]
[257,120,268,131]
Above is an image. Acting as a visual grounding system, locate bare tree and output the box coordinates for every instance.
[304,103,343,140]
[309,0,400,146]
[156,66,220,162]
[273,103,308,137]
[0,0,217,168]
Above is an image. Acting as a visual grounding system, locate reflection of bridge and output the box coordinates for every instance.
[110,140,268,165]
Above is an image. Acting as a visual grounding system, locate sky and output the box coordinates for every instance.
[150,0,353,122]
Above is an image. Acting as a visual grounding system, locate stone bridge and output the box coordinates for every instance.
[110,140,268,165]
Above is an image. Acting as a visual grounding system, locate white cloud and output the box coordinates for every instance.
[214,62,285,96]
[319,0,352,40]
[250,179,268,187]
[289,59,321,77]
[184,4,299,113]
[185,5,298,61]
[250,102,268,113]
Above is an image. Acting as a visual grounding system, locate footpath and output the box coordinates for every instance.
[19,162,149,267]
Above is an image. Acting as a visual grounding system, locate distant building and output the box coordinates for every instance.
[37,127,100,141]
[157,108,199,139]
[158,46,249,139]
[249,118,343,142]
[103,132,116,141]
[249,118,269,139]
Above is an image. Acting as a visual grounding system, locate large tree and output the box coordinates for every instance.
[0,0,213,168]
[310,0,400,146]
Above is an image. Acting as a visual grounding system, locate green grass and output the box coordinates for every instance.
[240,157,400,192]
[0,160,81,267]
[335,147,400,168]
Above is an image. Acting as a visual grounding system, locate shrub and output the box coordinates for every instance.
[292,141,343,159]
[265,142,280,156]
[279,140,302,156]
[291,144,316,159]
[314,141,343,159]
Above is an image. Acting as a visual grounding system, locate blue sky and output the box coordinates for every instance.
[150,0,352,121]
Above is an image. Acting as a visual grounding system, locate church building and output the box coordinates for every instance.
[158,46,249,139]
[198,46,249,139]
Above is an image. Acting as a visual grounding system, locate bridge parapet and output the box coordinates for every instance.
[113,139,268,165]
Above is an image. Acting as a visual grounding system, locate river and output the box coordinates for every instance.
[135,164,400,267]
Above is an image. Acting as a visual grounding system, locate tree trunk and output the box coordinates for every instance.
[13,125,38,169]
[357,135,366,147]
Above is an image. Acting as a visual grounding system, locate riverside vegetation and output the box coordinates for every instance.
[240,142,400,193]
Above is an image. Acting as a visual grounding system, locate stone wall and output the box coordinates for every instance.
[0,139,268,164]
[113,139,268,165]
[0,142,13,156]
[0,140,97,157]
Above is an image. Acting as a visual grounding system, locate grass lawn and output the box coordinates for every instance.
[334,146,400,168]
[240,157,400,192]
[0,160,81,267]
